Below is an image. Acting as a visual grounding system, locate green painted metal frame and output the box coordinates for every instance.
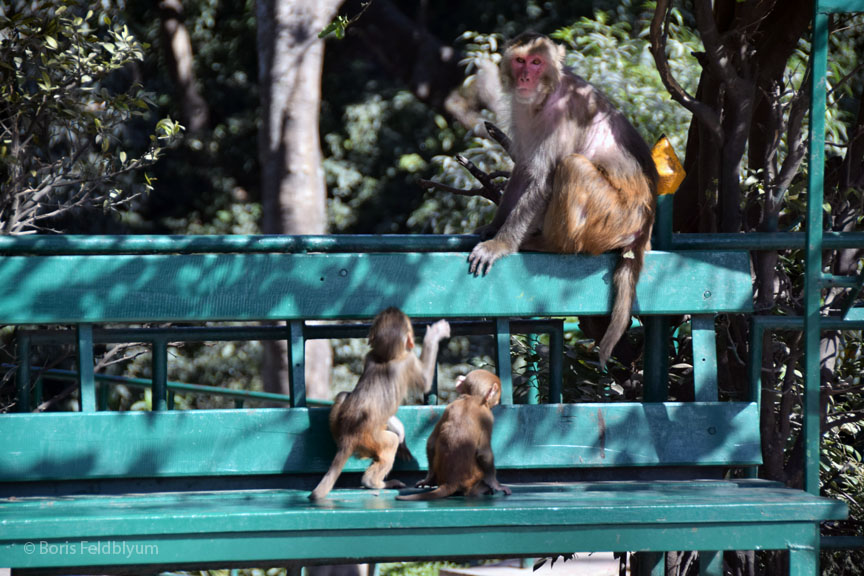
[2,231,863,255]
[0,480,842,571]
[4,2,863,568]
[0,402,762,481]
[13,318,565,410]
[0,251,752,325]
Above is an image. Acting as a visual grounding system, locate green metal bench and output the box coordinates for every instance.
[0,235,846,575]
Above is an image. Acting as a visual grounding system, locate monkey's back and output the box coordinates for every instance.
[431,396,494,491]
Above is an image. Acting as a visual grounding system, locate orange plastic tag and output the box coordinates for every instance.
[651,135,685,196]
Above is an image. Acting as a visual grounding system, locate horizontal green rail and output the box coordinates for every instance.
[18,319,565,344]
[0,251,753,324]
[816,0,864,12]
[0,402,762,481]
[0,232,861,255]
[9,365,307,406]
[751,315,864,331]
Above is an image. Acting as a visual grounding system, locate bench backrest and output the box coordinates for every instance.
[0,239,757,484]
[0,251,748,322]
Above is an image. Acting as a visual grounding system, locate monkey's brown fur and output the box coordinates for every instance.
[309,308,450,500]
[397,369,510,501]
[468,33,658,368]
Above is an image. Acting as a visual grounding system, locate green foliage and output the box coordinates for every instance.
[319,2,371,40]
[0,1,181,234]
[379,561,472,576]
[553,8,700,152]
[120,0,260,235]
[322,88,465,233]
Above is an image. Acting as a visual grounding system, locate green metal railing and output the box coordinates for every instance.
[806,0,864,499]
[801,0,864,560]
[14,319,565,412]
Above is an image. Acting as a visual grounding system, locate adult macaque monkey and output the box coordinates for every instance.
[398,369,510,501]
[468,33,658,368]
[309,308,451,500]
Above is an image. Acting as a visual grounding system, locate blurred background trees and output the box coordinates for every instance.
[1,1,862,573]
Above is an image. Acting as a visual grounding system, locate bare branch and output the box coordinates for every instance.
[418,179,502,205]
[484,121,512,157]
[453,154,500,192]
[692,0,740,89]
[771,65,812,204]
[825,410,864,432]
[649,0,724,143]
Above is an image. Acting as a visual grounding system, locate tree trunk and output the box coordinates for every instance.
[159,0,210,135]
[257,0,343,399]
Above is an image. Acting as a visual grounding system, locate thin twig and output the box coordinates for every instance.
[418,179,502,205]
[484,121,512,157]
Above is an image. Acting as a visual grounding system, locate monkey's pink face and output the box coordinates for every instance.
[510,53,546,99]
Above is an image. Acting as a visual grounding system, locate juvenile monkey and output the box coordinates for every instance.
[468,33,658,368]
[309,308,451,500]
[397,369,510,501]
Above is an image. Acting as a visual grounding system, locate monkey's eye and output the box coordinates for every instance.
[515,57,525,64]
[531,58,542,66]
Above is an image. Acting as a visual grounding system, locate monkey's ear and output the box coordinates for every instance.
[454,375,467,392]
[405,333,415,350]
[555,42,566,64]
[484,382,500,406]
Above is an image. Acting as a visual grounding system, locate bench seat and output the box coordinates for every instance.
[0,480,845,570]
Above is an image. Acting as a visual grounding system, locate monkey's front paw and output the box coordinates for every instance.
[499,485,512,496]
[468,239,513,276]
[383,479,406,489]
[426,319,451,341]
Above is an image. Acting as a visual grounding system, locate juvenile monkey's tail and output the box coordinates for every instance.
[309,445,353,500]
[396,484,459,501]
[597,243,645,369]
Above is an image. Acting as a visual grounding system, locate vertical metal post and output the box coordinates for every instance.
[746,317,765,479]
[804,6,829,497]
[98,379,110,411]
[643,193,674,401]
[526,332,540,404]
[549,320,564,403]
[288,321,306,407]
[77,324,96,412]
[637,552,664,576]
[495,318,514,404]
[699,551,723,576]
[748,318,764,405]
[34,374,43,407]
[151,337,168,411]
[691,315,719,401]
[427,365,439,406]
[16,332,31,412]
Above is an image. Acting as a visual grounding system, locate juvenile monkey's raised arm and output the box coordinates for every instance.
[416,320,450,393]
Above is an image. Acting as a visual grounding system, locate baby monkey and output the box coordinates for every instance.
[398,369,511,501]
[309,307,450,500]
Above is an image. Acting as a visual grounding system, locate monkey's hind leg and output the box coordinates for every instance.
[309,444,354,500]
[477,447,511,495]
[542,154,638,255]
[361,429,404,490]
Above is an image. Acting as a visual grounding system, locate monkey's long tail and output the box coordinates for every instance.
[597,245,645,370]
[395,484,459,501]
[309,445,353,500]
